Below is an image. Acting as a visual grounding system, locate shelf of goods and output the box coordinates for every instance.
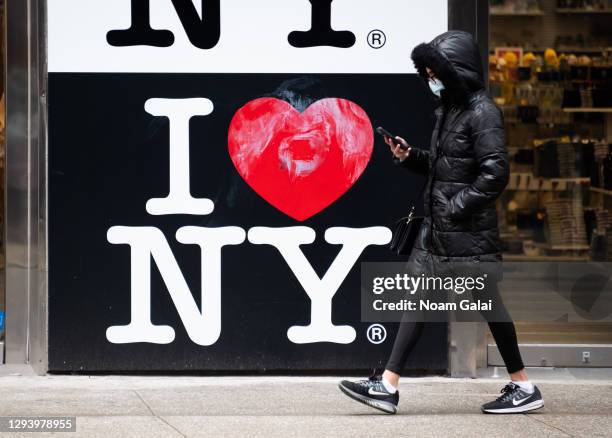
[556,8,612,13]
[490,9,546,15]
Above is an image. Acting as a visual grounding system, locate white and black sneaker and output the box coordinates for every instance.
[482,383,544,414]
[338,375,399,414]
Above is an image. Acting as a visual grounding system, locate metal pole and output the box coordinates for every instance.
[447,0,490,377]
[5,0,47,373]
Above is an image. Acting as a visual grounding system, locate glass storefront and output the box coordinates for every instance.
[488,0,612,365]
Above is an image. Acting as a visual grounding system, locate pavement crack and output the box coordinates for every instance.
[523,413,575,437]
[133,389,187,438]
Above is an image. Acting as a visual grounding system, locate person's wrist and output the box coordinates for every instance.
[399,147,411,161]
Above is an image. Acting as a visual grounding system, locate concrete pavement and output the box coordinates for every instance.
[0,366,610,437]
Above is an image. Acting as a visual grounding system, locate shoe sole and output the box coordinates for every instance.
[338,383,397,414]
[482,399,544,414]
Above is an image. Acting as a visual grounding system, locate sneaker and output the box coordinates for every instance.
[338,375,399,414]
[482,382,544,414]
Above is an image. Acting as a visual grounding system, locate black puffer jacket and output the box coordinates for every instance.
[397,31,509,272]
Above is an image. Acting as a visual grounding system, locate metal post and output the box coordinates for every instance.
[5,0,47,373]
[447,0,489,377]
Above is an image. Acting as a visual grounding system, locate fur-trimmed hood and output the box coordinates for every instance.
[411,31,485,106]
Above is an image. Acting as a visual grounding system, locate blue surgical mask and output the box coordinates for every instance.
[428,78,445,98]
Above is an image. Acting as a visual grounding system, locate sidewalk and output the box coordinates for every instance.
[0,366,610,438]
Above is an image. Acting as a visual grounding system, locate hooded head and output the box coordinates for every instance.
[411,31,485,106]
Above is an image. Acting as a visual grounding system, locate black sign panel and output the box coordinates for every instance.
[48,73,447,372]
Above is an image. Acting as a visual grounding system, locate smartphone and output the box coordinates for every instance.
[376,126,408,150]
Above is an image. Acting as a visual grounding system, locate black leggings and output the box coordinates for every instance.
[385,284,525,375]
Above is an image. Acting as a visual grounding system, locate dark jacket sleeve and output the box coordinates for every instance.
[447,103,509,219]
[393,146,430,176]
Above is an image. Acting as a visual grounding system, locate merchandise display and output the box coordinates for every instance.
[489,0,612,261]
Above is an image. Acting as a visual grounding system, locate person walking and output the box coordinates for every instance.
[338,30,544,415]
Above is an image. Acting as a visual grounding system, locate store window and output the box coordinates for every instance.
[489,0,612,363]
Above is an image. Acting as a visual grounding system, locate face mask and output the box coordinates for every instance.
[428,78,445,98]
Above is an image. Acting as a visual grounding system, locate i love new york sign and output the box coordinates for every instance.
[47,0,449,372]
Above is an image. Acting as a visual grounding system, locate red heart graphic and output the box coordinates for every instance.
[228,98,373,221]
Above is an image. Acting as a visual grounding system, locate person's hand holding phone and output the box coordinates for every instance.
[384,135,411,161]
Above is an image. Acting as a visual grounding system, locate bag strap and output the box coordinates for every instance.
[406,107,448,217]
[406,179,427,218]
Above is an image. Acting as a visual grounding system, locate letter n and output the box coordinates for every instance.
[107,0,221,50]
[106,226,245,345]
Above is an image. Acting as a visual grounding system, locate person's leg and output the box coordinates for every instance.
[487,321,527,379]
[383,319,425,387]
[338,253,428,414]
[484,281,527,379]
[481,282,544,413]
[383,321,425,388]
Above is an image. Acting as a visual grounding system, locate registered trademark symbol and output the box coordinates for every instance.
[367,324,387,344]
[367,30,386,49]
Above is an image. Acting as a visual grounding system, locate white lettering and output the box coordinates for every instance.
[248,226,391,344]
[106,226,245,345]
[144,98,215,215]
